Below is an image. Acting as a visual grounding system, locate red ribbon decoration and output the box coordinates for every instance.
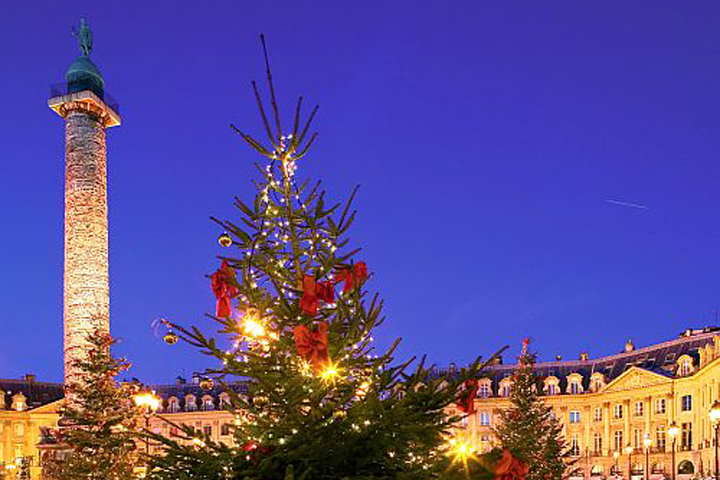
[336,261,368,293]
[456,379,478,415]
[299,275,335,316]
[210,260,238,319]
[494,450,529,480]
[293,322,330,371]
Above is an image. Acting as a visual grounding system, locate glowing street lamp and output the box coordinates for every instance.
[625,444,634,480]
[134,391,161,456]
[709,400,720,480]
[668,421,679,480]
[643,433,652,480]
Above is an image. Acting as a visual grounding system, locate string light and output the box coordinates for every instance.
[320,361,342,383]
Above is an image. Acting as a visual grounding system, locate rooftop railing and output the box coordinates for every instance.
[49,80,120,114]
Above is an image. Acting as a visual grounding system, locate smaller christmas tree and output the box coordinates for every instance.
[43,331,140,480]
[493,339,568,480]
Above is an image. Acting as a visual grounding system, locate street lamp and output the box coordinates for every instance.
[643,433,652,480]
[134,391,161,456]
[625,444,634,480]
[709,400,720,480]
[613,451,620,479]
[668,421,679,480]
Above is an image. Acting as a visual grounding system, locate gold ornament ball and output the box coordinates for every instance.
[253,395,269,407]
[163,331,179,345]
[200,378,214,391]
[333,409,347,420]
[218,232,233,247]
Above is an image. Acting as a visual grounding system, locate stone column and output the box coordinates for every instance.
[63,106,110,386]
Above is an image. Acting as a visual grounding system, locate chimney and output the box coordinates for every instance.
[555,355,562,361]
[625,340,635,352]
[175,376,186,385]
[579,352,589,361]
[24,374,36,383]
[191,372,201,385]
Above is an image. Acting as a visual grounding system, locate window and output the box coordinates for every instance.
[681,395,692,412]
[613,404,623,419]
[221,423,231,436]
[203,397,214,411]
[633,429,642,448]
[478,383,490,398]
[655,398,666,414]
[679,360,691,376]
[569,435,580,457]
[594,407,602,422]
[570,382,581,394]
[593,433,603,455]
[569,411,581,424]
[185,397,197,411]
[634,401,644,417]
[203,425,212,437]
[613,431,624,452]
[681,423,692,450]
[501,384,511,397]
[478,412,491,426]
[593,377,603,392]
[170,427,179,436]
[656,426,666,452]
[13,423,24,437]
[547,384,557,395]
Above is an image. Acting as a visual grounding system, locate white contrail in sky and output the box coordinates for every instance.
[605,199,649,210]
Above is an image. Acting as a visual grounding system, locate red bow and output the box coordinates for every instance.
[210,260,238,318]
[456,379,478,415]
[293,322,330,371]
[494,450,529,480]
[299,275,335,316]
[336,261,368,293]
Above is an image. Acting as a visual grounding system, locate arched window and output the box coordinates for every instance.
[651,463,665,474]
[185,395,197,411]
[168,397,180,413]
[677,460,694,474]
[202,395,214,411]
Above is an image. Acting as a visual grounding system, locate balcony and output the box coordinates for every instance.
[49,80,120,115]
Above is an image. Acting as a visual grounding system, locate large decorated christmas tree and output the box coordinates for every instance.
[147,37,500,480]
[493,340,568,480]
[42,332,140,480]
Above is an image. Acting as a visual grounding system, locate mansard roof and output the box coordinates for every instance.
[480,328,718,393]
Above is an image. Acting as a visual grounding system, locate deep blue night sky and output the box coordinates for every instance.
[2,1,720,384]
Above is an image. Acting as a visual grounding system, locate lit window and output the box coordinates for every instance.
[681,423,692,450]
[593,433,603,455]
[613,431,624,452]
[203,425,212,436]
[569,435,580,456]
[569,411,581,424]
[679,360,692,376]
[594,407,602,422]
[681,395,692,412]
[655,398,666,414]
[634,401,644,417]
[478,383,490,398]
[478,412,491,426]
[655,426,666,451]
[613,404,623,419]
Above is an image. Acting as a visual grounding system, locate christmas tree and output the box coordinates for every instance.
[147,36,499,480]
[493,340,568,480]
[43,331,140,480]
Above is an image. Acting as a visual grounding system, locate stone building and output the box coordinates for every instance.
[445,327,720,479]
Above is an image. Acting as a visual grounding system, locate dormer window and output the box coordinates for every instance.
[570,382,581,394]
[677,355,694,377]
[547,384,558,395]
[168,397,180,413]
[566,373,584,395]
[543,376,560,396]
[499,378,512,397]
[185,395,197,411]
[202,396,214,411]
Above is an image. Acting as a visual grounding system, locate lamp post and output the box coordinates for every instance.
[625,444,634,480]
[642,433,652,480]
[134,391,161,456]
[709,400,720,480]
[613,450,620,479]
[668,421,679,480]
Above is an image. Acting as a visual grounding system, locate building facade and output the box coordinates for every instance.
[445,327,720,479]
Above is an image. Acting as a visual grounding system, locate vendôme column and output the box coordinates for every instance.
[48,19,121,389]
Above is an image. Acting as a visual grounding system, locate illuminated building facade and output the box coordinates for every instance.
[445,327,720,479]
